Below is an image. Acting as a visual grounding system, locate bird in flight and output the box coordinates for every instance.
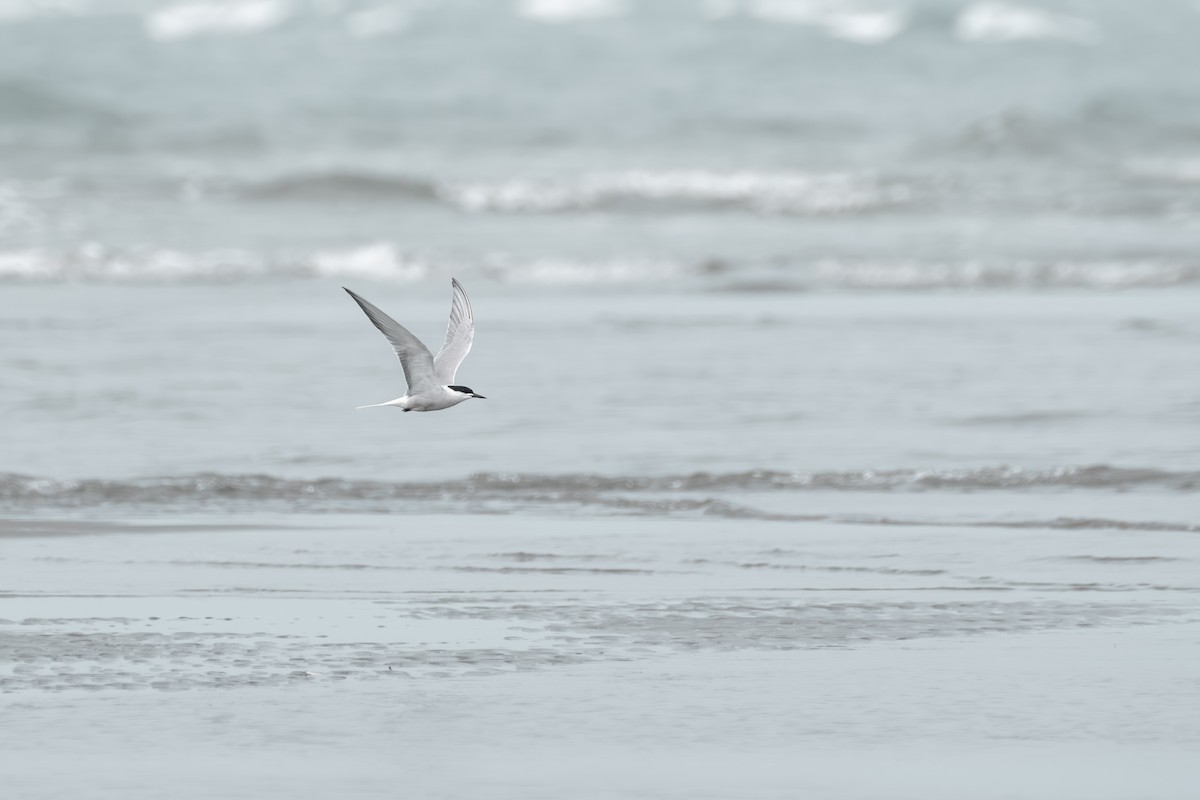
[344,279,485,412]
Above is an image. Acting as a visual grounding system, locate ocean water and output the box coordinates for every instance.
[2,2,1200,797]
[2,0,1198,497]
[3,0,1200,288]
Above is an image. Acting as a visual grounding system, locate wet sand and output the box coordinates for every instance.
[2,514,1198,798]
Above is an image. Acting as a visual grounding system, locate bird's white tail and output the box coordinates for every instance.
[356,397,406,410]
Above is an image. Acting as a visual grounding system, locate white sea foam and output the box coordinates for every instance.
[0,248,52,279]
[710,0,907,43]
[807,258,1200,290]
[442,170,906,214]
[145,0,292,41]
[0,244,258,281]
[955,2,1101,44]
[490,255,685,285]
[820,6,905,43]
[309,241,428,282]
[0,241,440,283]
[5,245,1197,290]
[515,0,628,23]
[497,257,1200,291]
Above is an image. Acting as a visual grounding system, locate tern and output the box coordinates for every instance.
[344,279,486,412]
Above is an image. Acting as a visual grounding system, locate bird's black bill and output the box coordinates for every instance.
[472,394,487,399]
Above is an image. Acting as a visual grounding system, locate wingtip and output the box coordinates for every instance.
[451,277,471,301]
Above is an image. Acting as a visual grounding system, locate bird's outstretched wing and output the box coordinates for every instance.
[433,278,475,385]
[344,287,437,393]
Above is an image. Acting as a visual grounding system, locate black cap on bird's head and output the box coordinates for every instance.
[448,385,486,399]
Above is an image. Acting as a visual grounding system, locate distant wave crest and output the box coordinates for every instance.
[3,246,1198,290]
[235,169,910,217]
[144,0,292,42]
[955,2,1101,45]
[516,0,629,23]
[0,242,432,283]
[708,1,908,44]
[794,258,1200,291]
[244,172,439,202]
[440,170,910,215]
[3,465,1196,512]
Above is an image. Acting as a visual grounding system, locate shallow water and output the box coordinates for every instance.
[3,284,1199,488]
[2,513,1196,691]
[2,514,1199,798]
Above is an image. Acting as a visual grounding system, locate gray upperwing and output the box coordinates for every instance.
[433,278,475,385]
[344,287,438,393]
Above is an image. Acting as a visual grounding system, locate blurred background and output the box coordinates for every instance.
[1,0,1198,498]
[6,0,1200,285]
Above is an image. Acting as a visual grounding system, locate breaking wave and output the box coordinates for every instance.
[143,0,291,41]
[0,166,911,218]
[954,2,1101,45]
[242,172,439,202]
[6,245,1196,290]
[707,0,908,44]
[516,0,629,24]
[0,0,1116,47]
[790,258,1200,291]
[234,169,909,216]
[438,170,910,215]
[2,465,1197,514]
[0,242,433,283]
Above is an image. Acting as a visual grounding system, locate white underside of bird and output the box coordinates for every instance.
[344,279,485,413]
